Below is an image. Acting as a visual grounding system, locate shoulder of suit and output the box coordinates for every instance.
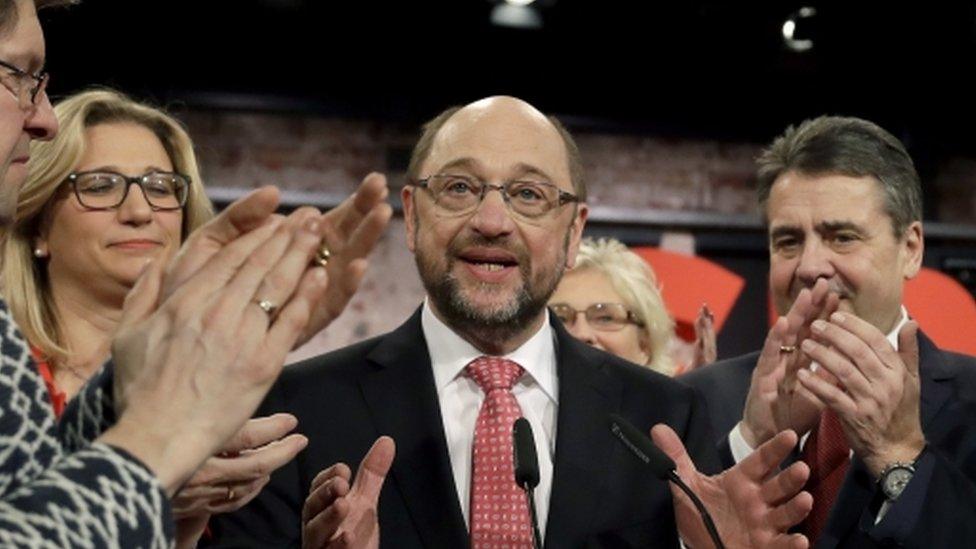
[281,331,390,382]
[574,339,696,395]
[678,350,763,387]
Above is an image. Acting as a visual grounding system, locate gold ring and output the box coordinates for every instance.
[313,245,331,268]
[256,300,278,318]
[779,344,797,354]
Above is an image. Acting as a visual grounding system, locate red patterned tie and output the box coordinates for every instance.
[800,408,850,541]
[466,356,534,549]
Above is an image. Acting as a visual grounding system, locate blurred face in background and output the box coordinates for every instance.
[549,267,650,365]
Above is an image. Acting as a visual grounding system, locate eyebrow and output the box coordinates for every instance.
[81,165,173,174]
[512,162,555,183]
[769,220,865,239]
[769,225,802,240]
[435,157,480,174]
[1,44,44,74]
[433,158,555,183]
[816,220,864,233]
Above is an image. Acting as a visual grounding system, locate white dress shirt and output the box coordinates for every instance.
[421,300,558,538]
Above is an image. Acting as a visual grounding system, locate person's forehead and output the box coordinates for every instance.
[0,1,45,71]
[555,268,622,302]
[422,102,572,186]
[767,171,887,222]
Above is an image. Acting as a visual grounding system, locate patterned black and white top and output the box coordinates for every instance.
[0,300,173,547]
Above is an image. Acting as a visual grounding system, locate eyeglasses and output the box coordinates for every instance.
[0,58,48,110]
[66,170,191,211]
[550,302,645,331]
[407,173,579,220]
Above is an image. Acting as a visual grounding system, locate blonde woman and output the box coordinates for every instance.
[549,237,679,374]
[0,88,305,547]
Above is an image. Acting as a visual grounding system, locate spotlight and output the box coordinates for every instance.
[782,6,817,52]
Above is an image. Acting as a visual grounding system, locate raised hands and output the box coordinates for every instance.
[101,175,390,496]
[796,315,924,476]
[653,424,812,549]
[740,279,840,448]
[298,173,392,347]
[302,437,396,549]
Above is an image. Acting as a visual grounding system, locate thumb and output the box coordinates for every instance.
[119,259,164,327]
[650,423,695,479]
[898,320,920,378]
[352,436,396,503]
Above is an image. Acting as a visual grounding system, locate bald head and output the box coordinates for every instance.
[406,96,586,201]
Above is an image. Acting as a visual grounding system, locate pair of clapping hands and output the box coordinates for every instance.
[742,277,924,478]
[96,174,392,547]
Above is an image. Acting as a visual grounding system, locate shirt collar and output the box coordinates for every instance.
[421,298,558,403]
[886,305,910,350]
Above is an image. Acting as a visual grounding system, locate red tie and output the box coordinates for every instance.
[466,356,534,549]
[800,408,850,541]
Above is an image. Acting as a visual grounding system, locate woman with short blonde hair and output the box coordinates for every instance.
[550,236,676,375]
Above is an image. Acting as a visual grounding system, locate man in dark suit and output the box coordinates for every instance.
[210,96,814,548]
[683,116,976,547]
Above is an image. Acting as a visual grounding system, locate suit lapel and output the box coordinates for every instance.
[545,321,623,548]
[916,331,954,431]
[817,330,956,547]
[359,309,469,548]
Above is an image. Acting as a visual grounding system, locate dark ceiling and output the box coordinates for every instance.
[39,1,976,153]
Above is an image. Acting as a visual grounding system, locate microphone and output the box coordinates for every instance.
[512,417,543,549]
[608,414,725,549]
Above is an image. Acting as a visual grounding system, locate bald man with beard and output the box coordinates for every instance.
[210,97,816,549]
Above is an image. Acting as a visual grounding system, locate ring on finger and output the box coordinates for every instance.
[779,344,797,354]
[226,486,236,501]
[256,299,278,318]
[313,244,331,268]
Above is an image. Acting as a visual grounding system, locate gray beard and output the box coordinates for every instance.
[428,267,546,344]
[416,248,567,351]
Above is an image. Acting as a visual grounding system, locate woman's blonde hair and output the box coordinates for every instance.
[1,88,215,364]
[571,237,676,375]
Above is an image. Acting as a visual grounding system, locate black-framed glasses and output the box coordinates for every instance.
[0,58,48,110]
[407,173,579,220]
[66,170,191,211]
[550,302,645,331]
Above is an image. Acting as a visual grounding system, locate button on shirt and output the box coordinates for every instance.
[422,300,558,539]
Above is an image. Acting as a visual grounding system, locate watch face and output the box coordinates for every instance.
[882,466,914,499]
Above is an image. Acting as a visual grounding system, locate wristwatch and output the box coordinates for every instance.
[878,461,916,500]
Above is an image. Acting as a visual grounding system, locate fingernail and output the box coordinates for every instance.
[304,218,321,234]
[801,339,816,352]
[797,368,810,379]
[830,312,845,324]
[811,319,826,333]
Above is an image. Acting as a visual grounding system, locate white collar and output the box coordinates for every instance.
[886,306,910,350]
[421,299,558,402]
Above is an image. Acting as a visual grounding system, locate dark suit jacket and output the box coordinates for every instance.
[681,331,976,548]
[209,308,720,548]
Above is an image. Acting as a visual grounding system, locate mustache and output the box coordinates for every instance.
[448,234,527,263]
[791,279,851,300]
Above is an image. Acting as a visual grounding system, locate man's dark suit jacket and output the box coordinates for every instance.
[209,308,720,548]
[681,330,976,548]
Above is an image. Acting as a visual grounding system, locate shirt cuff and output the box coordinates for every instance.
[728,422,756,464]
